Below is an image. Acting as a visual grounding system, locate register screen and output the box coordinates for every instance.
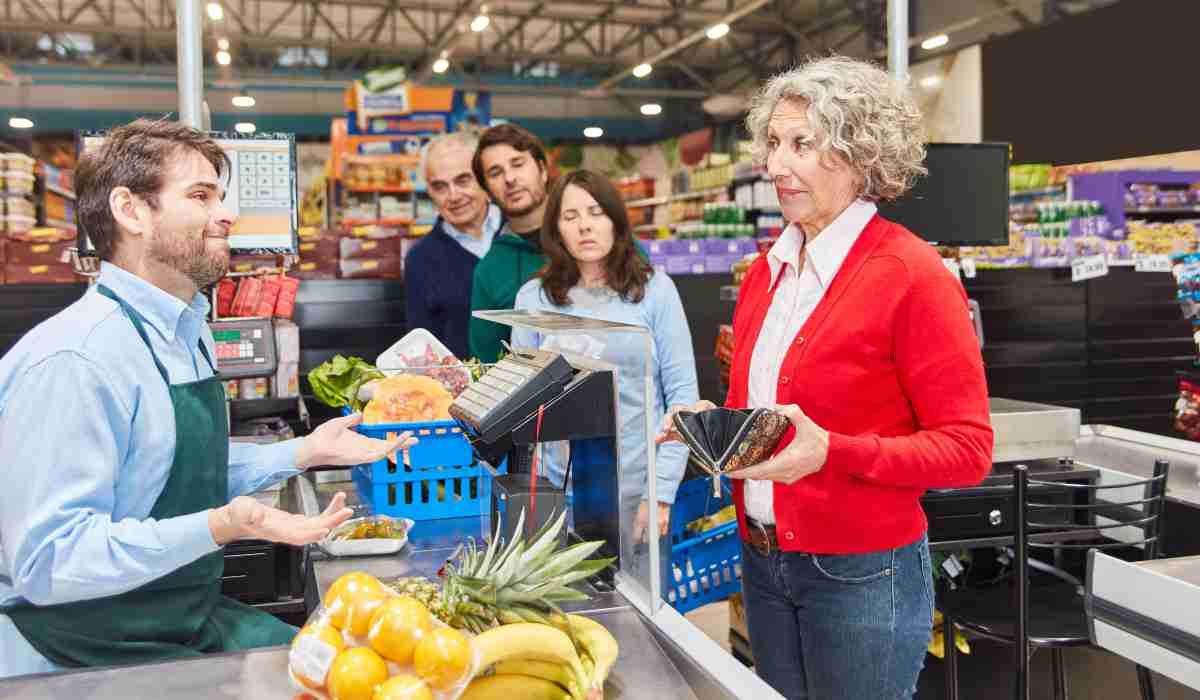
[78,131,299,255]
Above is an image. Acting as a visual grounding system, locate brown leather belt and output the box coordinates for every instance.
[744,516,779,556]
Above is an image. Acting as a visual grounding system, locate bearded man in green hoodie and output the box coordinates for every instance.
[468,123,553,363]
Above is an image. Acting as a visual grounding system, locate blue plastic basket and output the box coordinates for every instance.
[349,410,503,521]
[666,477,743,614]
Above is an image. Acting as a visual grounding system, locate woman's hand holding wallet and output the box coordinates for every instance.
[724,404,829,484]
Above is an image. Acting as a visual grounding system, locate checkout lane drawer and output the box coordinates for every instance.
[221,542,277,602]
[922,486,1080,542]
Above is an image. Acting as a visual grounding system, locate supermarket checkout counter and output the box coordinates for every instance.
[0,472,771,700]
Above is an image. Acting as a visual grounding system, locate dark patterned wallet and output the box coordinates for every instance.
[672,407,790,479]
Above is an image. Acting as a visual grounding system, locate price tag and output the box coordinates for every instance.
[1071,254,1108,282]
[1135,254,1172,273]
[942,258,961,279]
[961,257,977,279]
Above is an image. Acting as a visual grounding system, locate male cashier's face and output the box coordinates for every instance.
[146,149,234,289]
[480,143,549,219]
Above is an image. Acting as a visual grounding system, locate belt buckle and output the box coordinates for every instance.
[751,518,772,556]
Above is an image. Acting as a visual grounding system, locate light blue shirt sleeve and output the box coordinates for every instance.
[0,352,219,607]
[649,275,700,504]
[227,440,303,500]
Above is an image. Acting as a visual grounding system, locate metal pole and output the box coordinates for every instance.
[887,0,908,84]
[177,0,204,128]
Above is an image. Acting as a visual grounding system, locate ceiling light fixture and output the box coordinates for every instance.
[206,2,224,21]
[632,63,652,78]
[235,122,256,134]
[706,23,730,40]
[216,50,231,66]
[921,34,949,50]
[640,103,662,116]
[8,117,34,129]
[919,75,942,89]
[217,38,230,50]
[470,6,490,32]
[432,57,450,74]
[232,91,255,108]
[583,126,603,138]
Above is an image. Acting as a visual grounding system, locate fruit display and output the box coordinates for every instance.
[289,510,619,700]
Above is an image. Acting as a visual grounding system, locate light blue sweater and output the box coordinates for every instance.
[512,271,699,504]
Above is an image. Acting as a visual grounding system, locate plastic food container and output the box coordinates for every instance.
[317,516,414,557]
[376,328,471,396]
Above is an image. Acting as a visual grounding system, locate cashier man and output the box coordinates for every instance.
[0,119,413,679]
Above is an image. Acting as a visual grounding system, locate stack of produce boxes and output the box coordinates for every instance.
[339,225,403,279]
[293,226,340,280]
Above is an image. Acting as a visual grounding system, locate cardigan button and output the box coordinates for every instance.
[780,376,790,385]
[794,336,804,345]
[785,531,795,541]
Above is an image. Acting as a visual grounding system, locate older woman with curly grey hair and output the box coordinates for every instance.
[660,56,993,698]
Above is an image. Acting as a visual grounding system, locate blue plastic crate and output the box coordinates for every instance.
[348,411,503,521]
[667,477,742,614]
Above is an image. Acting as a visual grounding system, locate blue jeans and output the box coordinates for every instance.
[740,534,934,700]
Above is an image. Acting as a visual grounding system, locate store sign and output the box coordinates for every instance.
[1071,254,1108,282]
[1134,254,1172,273]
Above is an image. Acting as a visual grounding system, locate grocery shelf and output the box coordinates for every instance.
[43,218,76,231]
[671,187,729,201]
[1125,206,1200,216]
[342,184,423,194]
[625,195,669,208]
[1009,185,1066,198]
[633,223,672,232]
[44,183,76,199]
[341,217,414,226]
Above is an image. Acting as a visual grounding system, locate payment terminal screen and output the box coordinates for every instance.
[77,130,299,255]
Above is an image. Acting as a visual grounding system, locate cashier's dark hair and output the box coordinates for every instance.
[76,118,229,260]
[537,169,651,307]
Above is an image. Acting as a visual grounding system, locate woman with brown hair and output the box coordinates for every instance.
[511,169,699,555]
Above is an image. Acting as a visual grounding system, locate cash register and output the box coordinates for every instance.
[448,311,651,577]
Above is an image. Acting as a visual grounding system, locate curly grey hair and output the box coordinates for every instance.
[420,130,481,179]
[746,55,927,202]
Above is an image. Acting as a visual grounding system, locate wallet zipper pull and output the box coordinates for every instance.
[713,474,721,498]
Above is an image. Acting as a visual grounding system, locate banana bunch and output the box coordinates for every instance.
[928,609,971,659]
[464,616,619,700]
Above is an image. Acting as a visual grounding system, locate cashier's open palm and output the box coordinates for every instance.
[213,492,354,545]
[724,404,829,484]
[296,412,417,469]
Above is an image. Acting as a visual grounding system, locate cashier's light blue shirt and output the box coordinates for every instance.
[0,261,302,679]
[443,204,501,259]
[511,272,699,505]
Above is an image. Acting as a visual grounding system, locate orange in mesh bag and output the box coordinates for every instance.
[288,572,477,700]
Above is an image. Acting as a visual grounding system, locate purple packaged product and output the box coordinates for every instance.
[652,238,688,255]
[1158,190,1190,208]
[702,238,742,255]
[704,254,742,273]
[665,254,706,275]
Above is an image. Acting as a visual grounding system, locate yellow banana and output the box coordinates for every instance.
[461,674,570,700]
[565,615,619,689]
[493,659,579,694]
[472,623,588,696]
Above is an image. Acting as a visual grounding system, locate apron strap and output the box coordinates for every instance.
[96,284,217,383]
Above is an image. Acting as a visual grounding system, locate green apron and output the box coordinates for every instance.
[3,284,295,668]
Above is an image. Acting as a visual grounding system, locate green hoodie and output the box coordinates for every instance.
[469,226,546,363]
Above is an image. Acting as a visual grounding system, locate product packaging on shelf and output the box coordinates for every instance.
[0,153,35,175]
[217,278,237,317]
[274,319,301,364]
[1176,377,1200,440]
[272,362,300,399]
[292,260,339,280]
[239,377,269,400]
[340,257,402,279]
[231,276,265,317]
[3,263,81,284]
[229,255,278,274]
[1,171,35,195]
[340,237,402,260]
[4,239,73,266]
[254,276,282,317]
[274,276,300,319]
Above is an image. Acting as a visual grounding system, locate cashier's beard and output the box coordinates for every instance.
[149,220,230,290]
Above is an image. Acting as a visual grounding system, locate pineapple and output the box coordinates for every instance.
[385,509,614,634]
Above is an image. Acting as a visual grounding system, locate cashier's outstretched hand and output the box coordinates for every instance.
[295,412,417,470]
[724,404,828,484]
[209,491,354,545]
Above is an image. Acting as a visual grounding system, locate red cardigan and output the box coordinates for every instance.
[726,214,993,554]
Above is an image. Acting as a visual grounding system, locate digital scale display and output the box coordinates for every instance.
[210,318,278,379]
[76,130,299,256]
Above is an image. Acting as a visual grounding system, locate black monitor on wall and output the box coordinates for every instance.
[876,142,1010,247]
